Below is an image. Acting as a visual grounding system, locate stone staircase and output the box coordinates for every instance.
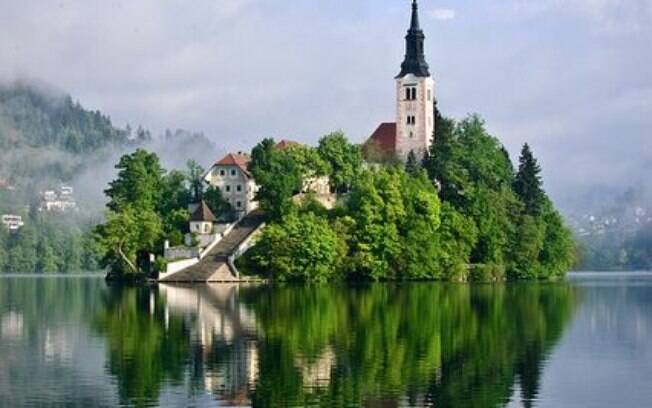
[159,211,265,283]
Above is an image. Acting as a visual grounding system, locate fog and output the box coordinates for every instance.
[1,0,651,214]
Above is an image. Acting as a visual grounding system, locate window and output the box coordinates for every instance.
[236,201,242,209]
[226,185,231,193]
[231,169,237,176]
[409,131,414,139]
[428,90,431,101]
[405,87,417,101]
[219,169,225,176]
[407,115,416,126]
[204,224,209,233]
[236,184,242,192]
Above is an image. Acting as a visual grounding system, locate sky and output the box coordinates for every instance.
[1,0,651,210]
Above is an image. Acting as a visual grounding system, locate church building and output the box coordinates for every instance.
[365,0,435,162]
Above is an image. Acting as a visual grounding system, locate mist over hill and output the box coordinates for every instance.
[0,81,220,216]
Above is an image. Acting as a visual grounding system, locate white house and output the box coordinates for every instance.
[40,186,77,212]
[204,153,259,217]
[189,200,217,235]
[1,215,24,231]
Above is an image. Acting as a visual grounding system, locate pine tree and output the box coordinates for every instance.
[405,150,419,175]
[513,143,545,216]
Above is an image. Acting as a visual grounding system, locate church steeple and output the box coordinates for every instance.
[397,0,430,78]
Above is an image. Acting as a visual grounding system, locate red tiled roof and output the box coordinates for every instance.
[275,140,301,150]
[364,123,397,158]
[215,153,252,177]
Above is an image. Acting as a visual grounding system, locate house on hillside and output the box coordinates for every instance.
[204,153,259,217]
[40,185,77,212]
[1,214,24,231]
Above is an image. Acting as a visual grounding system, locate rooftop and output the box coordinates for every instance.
[190,201,217,223]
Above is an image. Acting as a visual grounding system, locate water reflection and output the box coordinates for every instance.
[90,282,577,407]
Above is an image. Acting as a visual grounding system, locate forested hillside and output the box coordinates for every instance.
[0,82,217,273]
[571,187,652,270]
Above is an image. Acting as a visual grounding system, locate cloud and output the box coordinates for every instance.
[429,8,456,21]
[508,0,652,32]
[0,0,651,213]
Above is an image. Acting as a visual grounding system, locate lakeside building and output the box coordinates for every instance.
[204,152,259,218]
[365,0,436,162]
[204,140,332,218]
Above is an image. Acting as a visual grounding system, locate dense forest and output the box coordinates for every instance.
[236,112,575,281]
[0,82,222,273]
[0,82,135,273]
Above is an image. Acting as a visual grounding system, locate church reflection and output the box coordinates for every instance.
[158,283,260,405]
[94,283,577,408]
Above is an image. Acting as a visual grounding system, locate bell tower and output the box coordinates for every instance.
[395,0,435,161]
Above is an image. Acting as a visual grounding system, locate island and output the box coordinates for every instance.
[93,1,575,283]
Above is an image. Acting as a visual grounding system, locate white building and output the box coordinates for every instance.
[1,215,24,231]
[189,201,217,236]
[40,186,77,212]
[365,0,436,162]
[204,153,259,217]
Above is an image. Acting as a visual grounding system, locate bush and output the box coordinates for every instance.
[469,263,506,282]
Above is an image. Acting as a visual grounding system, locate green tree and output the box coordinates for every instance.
[508,215,545,279]
[538,203,576,278]
[94,206,163,276]
[346,169,404,280]
[397,171,442,278]
[37,239,59,273]
[514,143,546,216]
[203,186,232,219]
[104,149,165,213]
[405,150,420,176]
[185,160,205,202]
[0,226,7,272]
[250,140,302,220]
[251,212,344,281]
[317,131,362,193]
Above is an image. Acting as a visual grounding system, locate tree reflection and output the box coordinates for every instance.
[93,285,190,407]
[93,282,576,407]
[243,283,577,407]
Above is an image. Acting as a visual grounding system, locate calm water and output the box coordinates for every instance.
[0,273,650,407]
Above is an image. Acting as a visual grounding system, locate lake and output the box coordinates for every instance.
[0,273,650,407]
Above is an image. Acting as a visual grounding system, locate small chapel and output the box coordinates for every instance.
[365,0,436,162]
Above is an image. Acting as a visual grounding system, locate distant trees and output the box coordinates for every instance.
[0,219,97,274]
[0,83,130,154]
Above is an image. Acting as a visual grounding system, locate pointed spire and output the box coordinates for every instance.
[397,0,430,78]
[410,0,421,31]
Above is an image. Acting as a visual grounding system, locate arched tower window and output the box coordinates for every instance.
[411,88,417,100]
